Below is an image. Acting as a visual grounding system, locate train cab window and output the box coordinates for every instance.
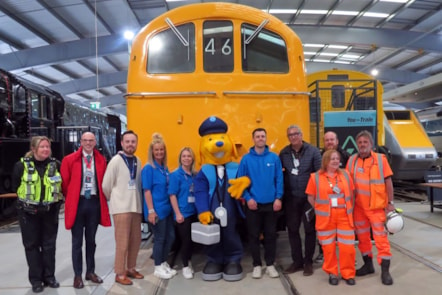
[241,23,288,73]
[331,85,345,108]
[30,91,40,118]
[147,23,195,74]
[13,85,26,113]
[203,21,234,73]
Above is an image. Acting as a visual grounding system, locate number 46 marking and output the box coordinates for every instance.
[205,38,232,55]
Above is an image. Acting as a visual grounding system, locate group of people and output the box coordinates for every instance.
[236,126,395,286]
[11,125,396,293]
[12,130,145,293]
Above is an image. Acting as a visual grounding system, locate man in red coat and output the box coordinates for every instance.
[61,132,111,289]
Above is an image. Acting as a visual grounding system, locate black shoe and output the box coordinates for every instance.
[283,263,304,274]
[202,262,223,281]
[303,263,313,276]
[314,253,324,263]
[329,274,339,285]
[44,278,60,288]
[344,278,356,285]
[223,262,243,281]
[32,282,44,293]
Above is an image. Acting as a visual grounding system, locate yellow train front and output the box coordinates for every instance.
[308,69,437,180]
[126,3,309,167]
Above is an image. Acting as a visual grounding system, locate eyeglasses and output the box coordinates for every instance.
[287,132,301,137]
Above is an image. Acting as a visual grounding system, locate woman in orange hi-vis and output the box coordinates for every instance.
[306,149,356,286]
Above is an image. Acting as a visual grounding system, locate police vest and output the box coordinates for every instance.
[17,157,62,205]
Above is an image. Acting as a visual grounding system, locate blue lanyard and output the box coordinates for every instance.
[155,161,169,184]
[120,154,137,180]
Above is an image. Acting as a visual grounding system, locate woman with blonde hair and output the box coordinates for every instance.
[11,136,63,293]
[141,133,176,279]
[305,149,356,286]
[169,147,198,279]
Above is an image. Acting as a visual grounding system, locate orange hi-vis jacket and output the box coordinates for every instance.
[306,169,355,230]
[346,151,392,210]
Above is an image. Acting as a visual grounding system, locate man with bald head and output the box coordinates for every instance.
[323,131,350,168]
[61,132,111,289]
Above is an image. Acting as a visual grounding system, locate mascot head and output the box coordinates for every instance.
[198,116,238,165]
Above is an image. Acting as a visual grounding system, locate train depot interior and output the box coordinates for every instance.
[0,1,441,294]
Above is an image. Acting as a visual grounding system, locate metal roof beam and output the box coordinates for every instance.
[1,26,440,72]
[0,34,128,71]
[48,71,127,95]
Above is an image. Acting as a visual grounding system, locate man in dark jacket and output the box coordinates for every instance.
[61,132,111,289]
[279,125,321,276]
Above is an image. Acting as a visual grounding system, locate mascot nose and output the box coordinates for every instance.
[216,141,224,147]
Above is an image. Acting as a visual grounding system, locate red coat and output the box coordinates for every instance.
[61,147,111,229]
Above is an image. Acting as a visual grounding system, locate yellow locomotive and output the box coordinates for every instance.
[307,69,436,180]
[126,3,309,168]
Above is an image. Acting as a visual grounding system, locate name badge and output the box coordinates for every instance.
[357,167,364,173]
[332,186,341,194]
[128,179,136,190]
[188,196,195,203]
[291,168,298,175]
[331,198,338,207]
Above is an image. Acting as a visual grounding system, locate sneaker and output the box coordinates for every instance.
[154,265,173,279]
[252,266,262,279]
[266,265,279,278]
[162,262,177,276]
[314,253,324,263]
[182,266,193,279]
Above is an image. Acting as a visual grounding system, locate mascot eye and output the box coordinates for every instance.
[208,137,212,141]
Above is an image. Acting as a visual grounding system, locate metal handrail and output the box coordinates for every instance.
[124,92,217,97]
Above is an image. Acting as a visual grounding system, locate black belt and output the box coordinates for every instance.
[80,195,98,199]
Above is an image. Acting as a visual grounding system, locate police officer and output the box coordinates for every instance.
[11,136,63,293]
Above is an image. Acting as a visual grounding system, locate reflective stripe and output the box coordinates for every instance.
[337,229,355,235]
[317,229,336,236]
[355,227,370,234]
[373,230,387,236]
[337,237,355,245]
[321,237,335,245]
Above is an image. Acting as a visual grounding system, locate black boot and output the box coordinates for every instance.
[381,259,393,285]
[356,255,375,276]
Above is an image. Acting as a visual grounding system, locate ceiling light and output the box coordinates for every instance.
[124,30,134,40]
[371,69,379,76]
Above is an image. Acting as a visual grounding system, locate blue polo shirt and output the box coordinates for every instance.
[168,167,196,219]
[141,162,171,220]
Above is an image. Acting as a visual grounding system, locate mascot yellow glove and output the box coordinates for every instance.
[228,176,251,200]
[199,211,214,225]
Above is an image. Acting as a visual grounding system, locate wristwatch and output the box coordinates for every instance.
[388,201,394,205]
[148,209,155,214]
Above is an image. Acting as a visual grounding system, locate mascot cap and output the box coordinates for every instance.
[199,116,228,136]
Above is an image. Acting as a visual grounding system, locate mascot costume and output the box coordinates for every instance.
[194,116,250,281]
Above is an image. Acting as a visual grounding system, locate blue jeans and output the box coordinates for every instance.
[151,214,175,266]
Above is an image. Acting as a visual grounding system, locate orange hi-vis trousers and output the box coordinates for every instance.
[317,207,355,279]
[354,204,392,264]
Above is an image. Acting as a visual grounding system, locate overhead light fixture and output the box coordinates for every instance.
[124,30,134,40]
[371,69,379,76]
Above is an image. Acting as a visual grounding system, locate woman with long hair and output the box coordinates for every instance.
[141,133,176,279]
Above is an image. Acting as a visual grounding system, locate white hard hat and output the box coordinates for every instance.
[385,210,404,234]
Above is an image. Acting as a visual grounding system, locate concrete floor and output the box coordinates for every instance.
[1,200,441,295]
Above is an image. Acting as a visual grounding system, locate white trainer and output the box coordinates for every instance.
[154,265,173,279]
[162,262,177,276]
[182,266,194,279]
[252,266,262,279]
[266,265,279,278]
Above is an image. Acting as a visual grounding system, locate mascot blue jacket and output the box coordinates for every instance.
[194,116,250,282]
